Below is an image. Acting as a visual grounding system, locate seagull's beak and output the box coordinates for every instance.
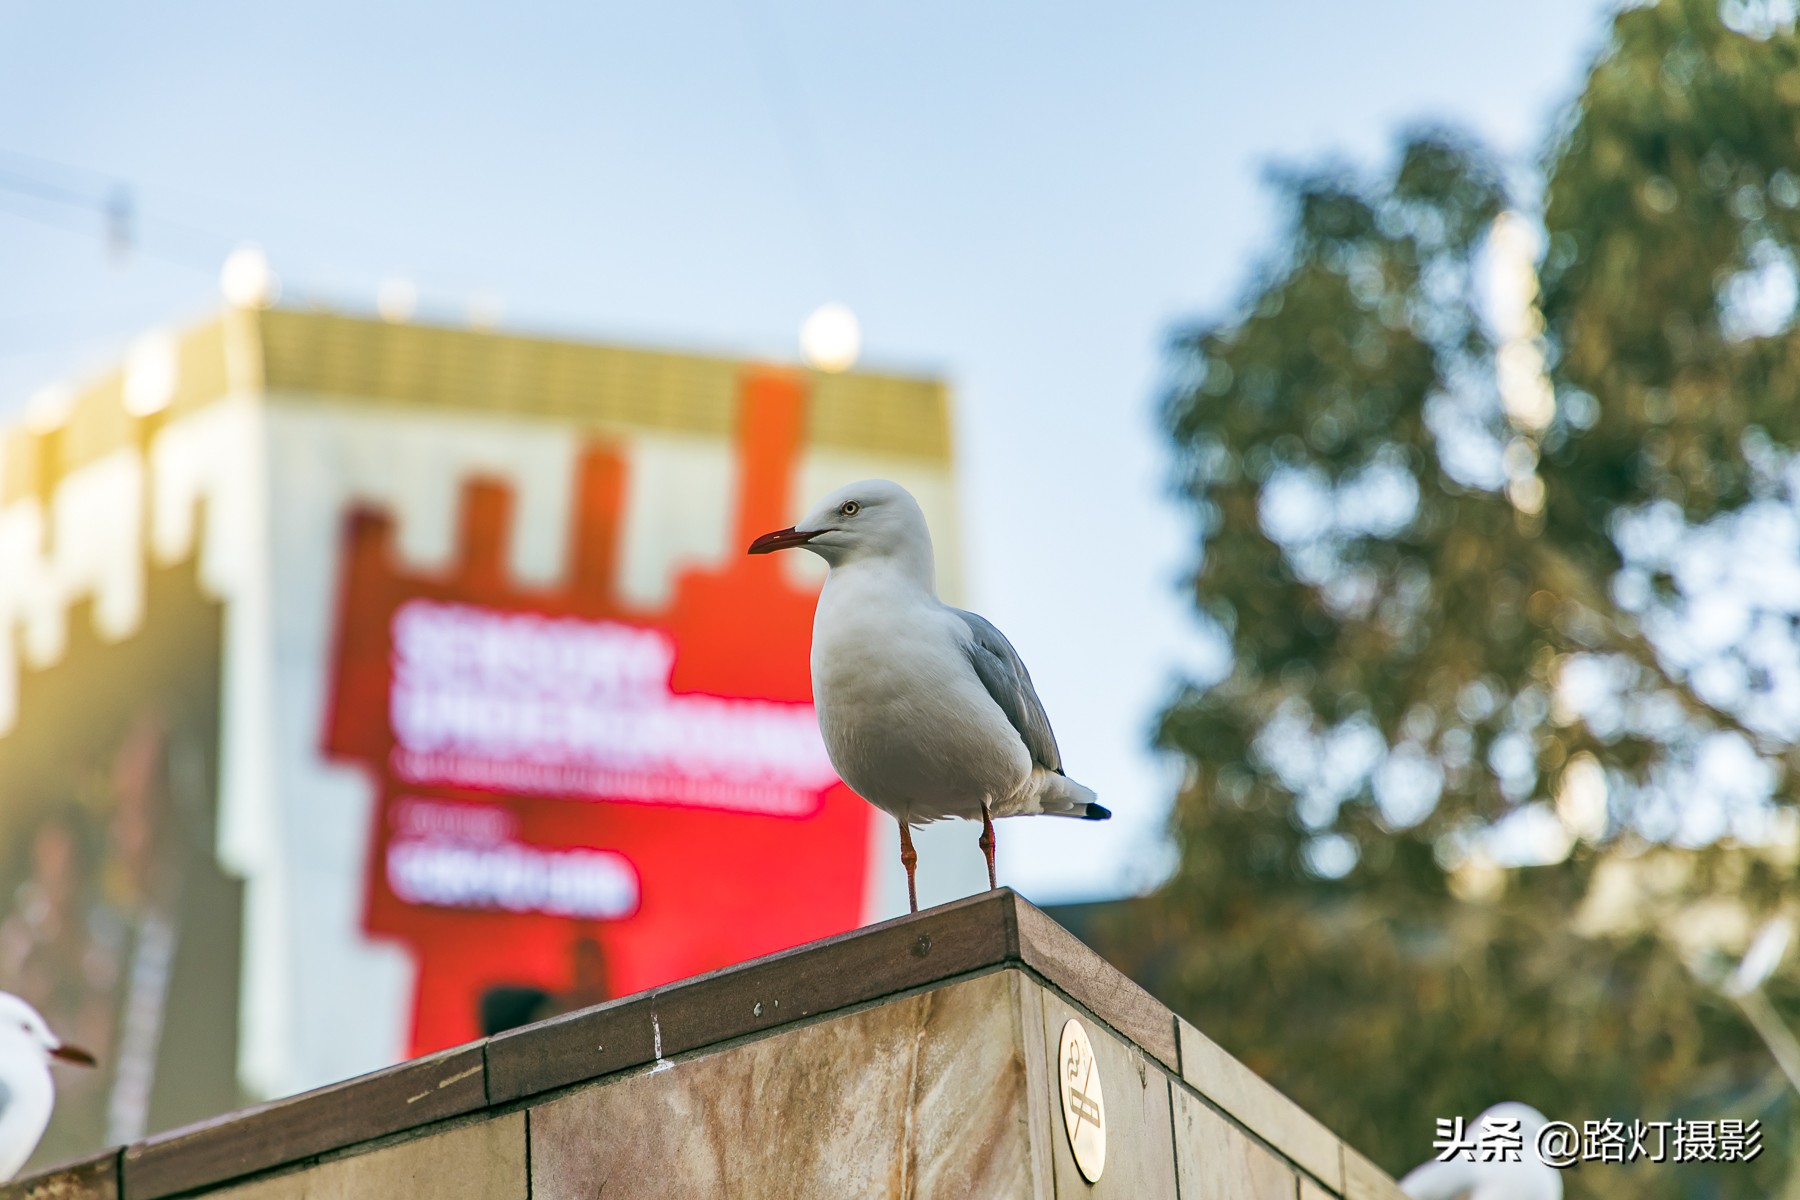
[747,526,820,555]
[50,1042,97,1068]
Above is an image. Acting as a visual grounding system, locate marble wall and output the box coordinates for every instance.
[4,893,1407,1200]
[114,970,1397,1200]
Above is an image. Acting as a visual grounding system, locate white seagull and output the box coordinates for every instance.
[0,992,96,1182]
[1399,1102,1563,1200]
[749,479,1108,911]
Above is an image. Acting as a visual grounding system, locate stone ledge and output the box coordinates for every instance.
[0,1150,119,1200]
[4,889,1401,1200]
[119,1043,488,1200]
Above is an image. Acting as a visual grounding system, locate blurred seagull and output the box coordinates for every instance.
[0,992,97,1182]
[749,479,1108,912]
[1726,914,1793,998]
[1399,1102,1562,1200]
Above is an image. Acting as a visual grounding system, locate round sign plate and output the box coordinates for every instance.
[1058,1017,1107,1182]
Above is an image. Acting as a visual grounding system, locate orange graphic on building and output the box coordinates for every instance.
[323,372,872,1054]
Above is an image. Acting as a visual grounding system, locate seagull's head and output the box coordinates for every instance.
[0,992,96,1068]
[747,479,933,576]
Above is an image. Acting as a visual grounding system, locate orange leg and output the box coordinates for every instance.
[899,820,919,914]
[979,807,997,891]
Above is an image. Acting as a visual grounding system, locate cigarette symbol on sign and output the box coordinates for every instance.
[1058,1018,1107,1182]
[1069,1071,1103,1134]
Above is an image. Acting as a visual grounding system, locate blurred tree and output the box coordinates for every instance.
[1145,1,1800,1196]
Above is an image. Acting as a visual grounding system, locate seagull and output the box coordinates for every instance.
[0,992,96,1182]
[749,479,1108,912]
[1399,1103,1563,1200]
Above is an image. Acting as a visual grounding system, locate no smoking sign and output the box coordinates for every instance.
[1058,1018,1107,1182]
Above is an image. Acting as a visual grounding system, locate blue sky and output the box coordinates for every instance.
[0,0,1618,900]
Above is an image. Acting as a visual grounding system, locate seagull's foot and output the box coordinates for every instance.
[899,820,919,914]
[979,807,997,892]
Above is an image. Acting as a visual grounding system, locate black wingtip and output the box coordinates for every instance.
[1082,803,1112,821]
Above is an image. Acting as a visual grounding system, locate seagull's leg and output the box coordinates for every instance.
[898,820,919,913]
[979,805,997,891]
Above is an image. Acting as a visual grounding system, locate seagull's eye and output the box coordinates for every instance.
[839,501,860,517]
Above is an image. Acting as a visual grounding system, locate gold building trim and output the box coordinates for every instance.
[2,309,952,503]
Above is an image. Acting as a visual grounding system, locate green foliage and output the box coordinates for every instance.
[1163,126,1575,880]
[1146,2,1800,1195]
[1545,0,1800,527]
[1090,873,1795,1199]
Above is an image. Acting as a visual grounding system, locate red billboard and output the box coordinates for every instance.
[323,372,874,1055]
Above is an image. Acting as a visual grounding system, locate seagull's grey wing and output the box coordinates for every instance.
[0,1073,10,1127]
[953,608,1062,772]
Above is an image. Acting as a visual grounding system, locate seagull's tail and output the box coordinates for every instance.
[1034,770,1109,820]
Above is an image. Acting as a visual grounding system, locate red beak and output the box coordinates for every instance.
[747,526,820,555]
[51,1043,97,1068]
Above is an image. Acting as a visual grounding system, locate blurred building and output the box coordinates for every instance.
[0,306,978,1163]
